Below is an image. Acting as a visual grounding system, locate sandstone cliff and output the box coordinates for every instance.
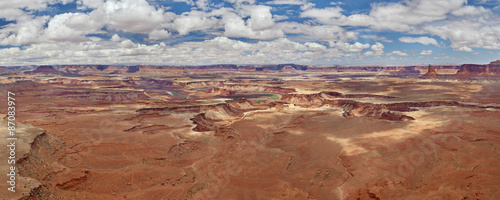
[422,65,438,78]
[455,60,500,78]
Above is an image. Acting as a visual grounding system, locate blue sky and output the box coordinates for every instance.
[0,0,499,66]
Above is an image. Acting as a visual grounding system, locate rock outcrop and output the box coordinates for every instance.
[221,84,296,94]
[422,65,438,78]
[281,91,395,105]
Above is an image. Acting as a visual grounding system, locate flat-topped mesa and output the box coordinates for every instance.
[24,65,80,77]
[25,65,59,74]
[421,65,439,78]
[490,60,500,65]
[455,60,500,78]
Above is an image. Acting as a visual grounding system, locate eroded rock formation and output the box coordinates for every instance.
[422,65,439,78]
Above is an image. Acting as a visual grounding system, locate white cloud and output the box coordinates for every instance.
[77,0,105,9]
[399,36,439,46]
[225,0,255,7]
[422,20,500,50]
[45,13,89,42]
[456,46,474,52]
[93,0,173,33]
[0,0,73,19]
[330,2,344,6]
[148,29,171,40]
[300,3,315,10]
[336,0,500,52]
[211,5,289,40]
[173,11,218,35]
[110,34,121,42]
[341,0,468,31]
[0,16,49,46]
[195,0,211,10]
[420,50,432,55]
[360,35,393,42]
[173,0,194,6]
[452,5,489,16]
[0,0,498,66]
[119,39,137,49]
[363,51,375,56]
[300,7,344,24]
[332,42,370,52]
[279,22,357,42]
[0,36,348,66]
[371,42,384,55]
[246,5,275,31]
[388,50,408,56]
[222,12,284,40]
[267,0,307,5]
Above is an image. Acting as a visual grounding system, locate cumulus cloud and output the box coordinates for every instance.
[222,12,284,40]
[0,0,73,20]
[420,50,432,55]
[371,42,385,55]
[0,36,346,66]
[279,22,357,42]
[388,51,408,56]
[246,5,275,31]
[300,7,344,24]
[45,13,89,42]
[110,34,121,42]
[94,0,172,33]
[422,20,500,51]
[0,16,49,46]
[148,29,171,40]
[456,46,474,52]
[173,11,218,35]
[332,42,370,52]
[363,51,375,56]
[0,0,499,65]
[337,0,500,52]
[399,36,439,46]
[341,0,468,31]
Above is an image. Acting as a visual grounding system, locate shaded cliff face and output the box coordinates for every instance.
[280,91,500,122]
[455,62,500,77]
[281,91,395,105]
[25,66,81,77]
[137,98,256,131]
[25,66,60,75]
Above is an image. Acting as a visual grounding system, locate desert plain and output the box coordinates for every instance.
[0,63,499,200]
